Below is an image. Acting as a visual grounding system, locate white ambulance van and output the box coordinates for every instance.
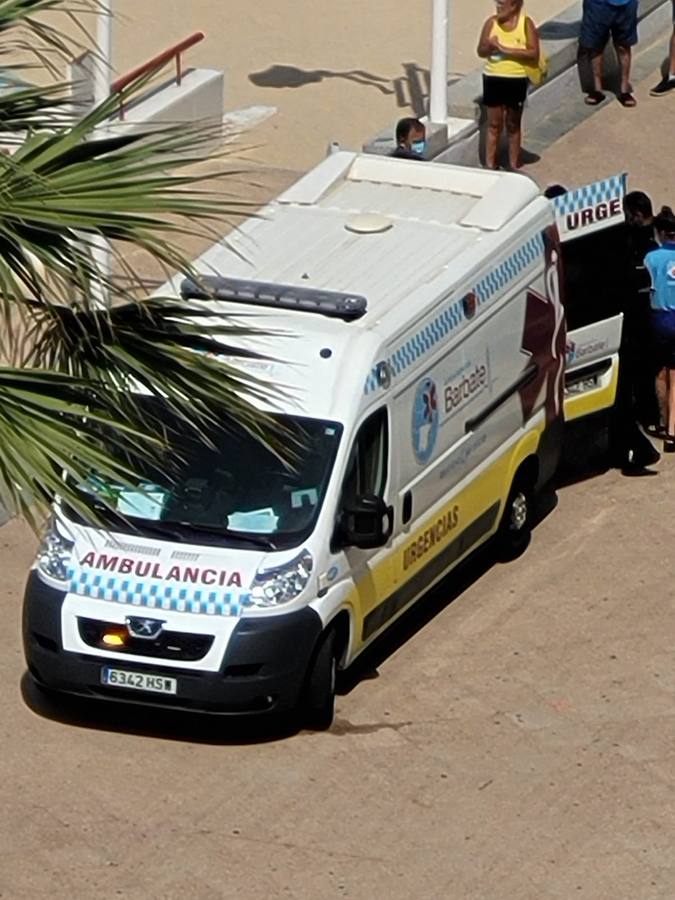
[24,153,578,728]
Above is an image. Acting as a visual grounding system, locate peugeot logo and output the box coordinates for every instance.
[126,616,165,640]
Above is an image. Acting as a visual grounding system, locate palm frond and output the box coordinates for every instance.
[0,365,158,527]
[25,298,291,456]
[0,81,74,132]
[0,1,100,75]
[0,85,257,309]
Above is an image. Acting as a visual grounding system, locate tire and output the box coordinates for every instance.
[496,475,533,561]
[301,628,337,731]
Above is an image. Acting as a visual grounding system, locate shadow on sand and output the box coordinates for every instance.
[249,61,462,118]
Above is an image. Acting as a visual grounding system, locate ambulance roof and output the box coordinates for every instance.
[163,153,550,421]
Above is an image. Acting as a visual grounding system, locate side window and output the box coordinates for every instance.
[342,409,389,504]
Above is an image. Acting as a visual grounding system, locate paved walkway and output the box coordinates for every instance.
[525,58,675,202]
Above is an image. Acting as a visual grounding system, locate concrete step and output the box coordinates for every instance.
[525,32,672,158]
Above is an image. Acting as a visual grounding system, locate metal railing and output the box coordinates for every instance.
[111,31,205,119]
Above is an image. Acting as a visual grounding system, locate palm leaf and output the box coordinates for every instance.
[0,1,100,76]
[0,4,289,529]
[24,298,295,457]
[0,365,160,528]
[0,81,74,131]
[0,97,257,308]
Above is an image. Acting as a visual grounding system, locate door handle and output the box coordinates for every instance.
[402,490,413,525]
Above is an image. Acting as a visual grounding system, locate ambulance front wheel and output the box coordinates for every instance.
[496,473,534,561]
[301,628,337,731]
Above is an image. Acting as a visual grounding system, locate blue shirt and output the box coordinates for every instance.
[645,242,675,311]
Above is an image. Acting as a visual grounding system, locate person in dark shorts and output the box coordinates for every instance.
[649,0,675,95]
[477,0,541,169]
[579,0,638,107]
[390,118,427,160]
[645,207,675,451]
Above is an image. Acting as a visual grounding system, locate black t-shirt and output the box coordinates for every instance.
[626,223,658,298]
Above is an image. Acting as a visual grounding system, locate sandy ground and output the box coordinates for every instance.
[4,442,675,899]
[526,66,675,203]
[20,0,574,171]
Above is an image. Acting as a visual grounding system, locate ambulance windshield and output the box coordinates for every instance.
[70,403,342,550]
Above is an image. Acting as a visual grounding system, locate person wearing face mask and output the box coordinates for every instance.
[390,118,427,160]
[645,207,675,452]
[477,0,541,170]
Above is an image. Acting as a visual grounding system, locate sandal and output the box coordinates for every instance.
[584,90,606,105]
[618,92,637,107]
[643,423,667,438]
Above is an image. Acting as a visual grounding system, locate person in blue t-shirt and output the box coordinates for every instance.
[645,206,675,451]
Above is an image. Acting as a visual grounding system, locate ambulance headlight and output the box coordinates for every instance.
[249,550,313,608]
[36,520,74,584]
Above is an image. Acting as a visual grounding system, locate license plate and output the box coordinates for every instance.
[101,667,177,695]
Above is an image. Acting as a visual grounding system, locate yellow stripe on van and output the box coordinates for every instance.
[347,425,544,653]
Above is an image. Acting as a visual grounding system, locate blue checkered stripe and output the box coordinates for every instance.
[364,233,544,394]
[552,173,626,217]
[68,567,247,616]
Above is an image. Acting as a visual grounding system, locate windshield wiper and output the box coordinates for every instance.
[172,521,278,550]
[67,499,186,543]
[126,520,186,543]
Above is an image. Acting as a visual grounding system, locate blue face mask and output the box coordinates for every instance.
[411,139,427,156]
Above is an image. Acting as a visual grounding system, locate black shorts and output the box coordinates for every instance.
[651,310,675,368]
[482,75,529,109]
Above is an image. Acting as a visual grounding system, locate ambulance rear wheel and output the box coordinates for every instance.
[301,628,337,731]
[497,475,533,561]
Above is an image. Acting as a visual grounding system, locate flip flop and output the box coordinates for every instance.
[584,90,605,105]
[618,92,637,107]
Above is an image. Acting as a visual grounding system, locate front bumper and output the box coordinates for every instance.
[22,572,322,715]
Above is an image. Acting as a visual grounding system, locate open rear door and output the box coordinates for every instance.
[551,174,629,422]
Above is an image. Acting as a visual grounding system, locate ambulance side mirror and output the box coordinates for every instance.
[337,493,393,550]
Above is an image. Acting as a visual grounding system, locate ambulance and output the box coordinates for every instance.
[22,153,624,729]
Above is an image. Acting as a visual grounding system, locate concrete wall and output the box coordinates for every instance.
[119,68,224,137]
[69,60,225,149]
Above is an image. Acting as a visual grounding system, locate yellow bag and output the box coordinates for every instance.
[525,51,549,87]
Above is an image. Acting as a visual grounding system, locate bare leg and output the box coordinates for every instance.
[615,44,633,95]
[590,49,604,92]
[668,368,675,436]
[656,368,667,426]
[505,106,524,169]
[485,106,504,169]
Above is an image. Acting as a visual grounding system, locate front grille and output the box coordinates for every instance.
[78,617,214,662]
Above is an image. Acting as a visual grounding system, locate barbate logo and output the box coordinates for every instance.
[411,377,439,465]
[444,363,488,414]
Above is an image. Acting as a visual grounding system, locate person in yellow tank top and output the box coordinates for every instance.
[477,0,541,169]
